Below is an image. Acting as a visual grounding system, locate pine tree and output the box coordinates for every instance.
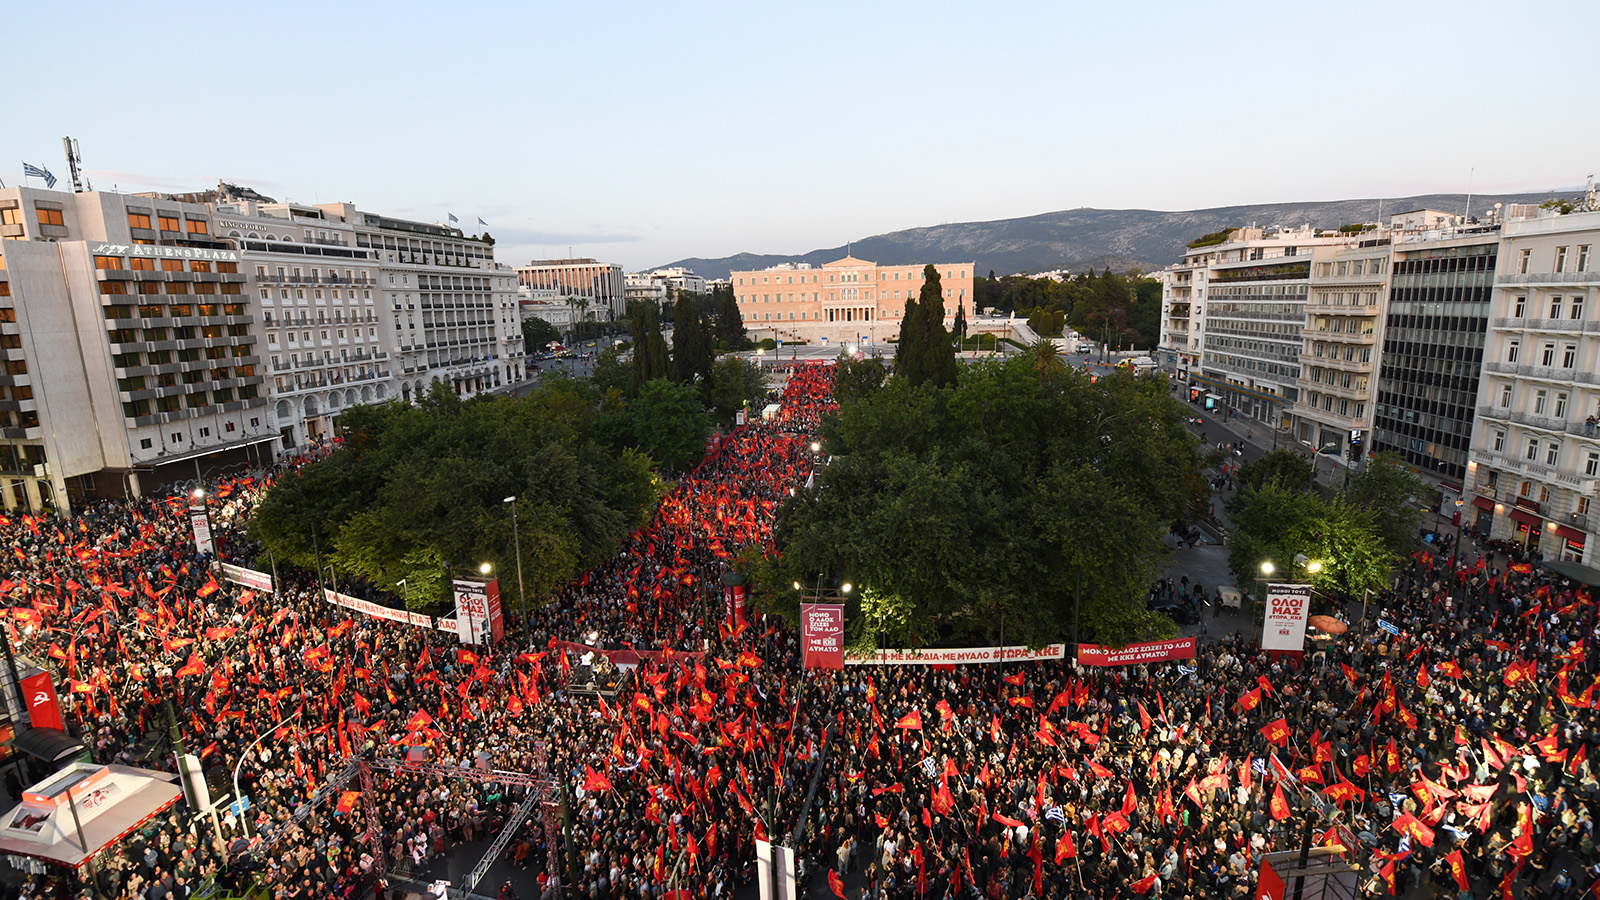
[899,265,957,388]
[896,292,922,382]
[953,300,968,348]
[672,294,712,386]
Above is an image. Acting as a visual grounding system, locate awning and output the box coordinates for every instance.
[1472,496,1495,512]
[1554,524,1588,546]
[1508,508,1542,528]
[1539,558,1600,587]
[7,728,85,764]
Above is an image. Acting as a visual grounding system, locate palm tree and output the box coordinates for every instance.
[1028,338,1059,378]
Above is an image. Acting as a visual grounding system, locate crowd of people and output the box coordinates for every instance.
[0,360,1593,900]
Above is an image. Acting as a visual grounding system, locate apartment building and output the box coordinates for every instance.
[0,188,271,512]
[208,196,393,449]
[1290,240,1391,462]
[318,204,525,401]
[1370,224,1500,485]
[625,267,707,306]
[1466,209,1599,562]
[731,256,975,345]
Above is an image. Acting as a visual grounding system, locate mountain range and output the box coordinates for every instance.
[658,192,1574,280]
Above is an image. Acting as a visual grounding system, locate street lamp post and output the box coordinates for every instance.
[397,578,408,608]
[504,496,526,630]
[234,706,304,839]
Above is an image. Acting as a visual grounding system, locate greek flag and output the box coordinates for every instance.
[478,217,489,228]
[1045,806,1065,823]
[1252,758,1267,775]
[23,163,56,189]
[921,757,938,779]
[1177,665,1197,676]
[448,212,459,224]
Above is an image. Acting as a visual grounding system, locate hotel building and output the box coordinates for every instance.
[516,259,626,325]
[731,256,975,346]
[0,188,271,512]
[1289,240,1391,462]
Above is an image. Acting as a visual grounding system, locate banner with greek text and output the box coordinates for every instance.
[800,603,844,670]
[220,562,273,594]
[845,644,1066,666]
[323,589,436,629]
[1262,583,1312,652]
[1075,637,1197,667]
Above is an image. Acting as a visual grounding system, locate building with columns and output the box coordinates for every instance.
[731,256,975,346]
[515,258,625,326]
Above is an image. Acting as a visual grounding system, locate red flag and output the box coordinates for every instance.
[1416,664,1430,689]
[1136,701,1152,735]
[176,653,206,679]
[1056,831,1076,863]
[992,813,1024,828]
[1238,687,1262,711]
[1270,785,1291,820]
[582,765,613,792]
[335,790,360,814]
[895,709,922,730]
[1132,874,1159,895]
[827,870,845,899]
[1260,718,1290,746]
[1122,782,1137,817]
[1443,850,1469,891]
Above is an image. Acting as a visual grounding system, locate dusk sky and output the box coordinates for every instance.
[5,0,1595,271]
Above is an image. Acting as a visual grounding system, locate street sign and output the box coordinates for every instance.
[776,340,783,347]
[229,795,252,816]
[1376,619,1400,636]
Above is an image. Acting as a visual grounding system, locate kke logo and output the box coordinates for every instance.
[30,691,49,707]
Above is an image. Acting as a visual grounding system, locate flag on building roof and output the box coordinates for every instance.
[478,217,489,228]
[23,163,56,189]
[448,212,459,224]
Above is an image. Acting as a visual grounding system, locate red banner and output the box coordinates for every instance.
[724,580,748,630]
[846,644,1066,666]
[20,670,65,732]
[1257,858,1286,900]
[486,579,504,644]
[800,603,845,670]
[1076,637,1197,667]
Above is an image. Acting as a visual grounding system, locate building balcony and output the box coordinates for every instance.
[1497,271,1600,287]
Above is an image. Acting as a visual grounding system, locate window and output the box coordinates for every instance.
[1563,345,1577,368]
[1579,245,1592,272]
[1587,452,1599,478]
[94,255,123,270]
[1546,442,1560,466]
[127,213,151,229]
[1541,343,1556,366]
[158,215,180,232]
[1550,296,1563,319]
[1539,486,1551,504]
[1555,246,1568,272]
[1492,430,1505,452]
[1519,481,1531,497]
[1574,296,1586,320]
[1555,392,1569,418]
[1517,249,1531,274]
[1525,438,1539,461]
[161,259,184,272]
[186,219,208,235]
[1512,296,1526,318]
[129,257,154,271]
[35,208,64,226]
[1534,390,1548,415]
[1506,340,1520,363]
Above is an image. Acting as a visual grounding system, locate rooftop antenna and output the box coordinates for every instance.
[1463,167,1474,222]
[62,136,88,193]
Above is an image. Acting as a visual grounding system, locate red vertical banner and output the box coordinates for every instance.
[800,604,845,670]
[20,670,65,732]
[722,573,748,630]
[485,579,504,645]
[1257,858,1286,900]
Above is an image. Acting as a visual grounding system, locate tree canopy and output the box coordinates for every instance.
[766,349,1203,649]
[974,268,1163,349]
[250,380,660,610]
[895,264,959,388]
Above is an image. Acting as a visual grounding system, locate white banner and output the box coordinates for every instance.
[756,838,798,900]
[846,644,1066,666]
[452,579,489,645]
[219,562,273,594]
[189,508,214,556]
[323,589,437,629]
[1262,583,1312,652]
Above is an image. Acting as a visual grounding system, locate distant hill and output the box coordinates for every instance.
[660,192,1575,280]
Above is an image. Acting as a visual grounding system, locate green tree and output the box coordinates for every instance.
[632,378,709,469]
[768,354,1200,649]
[895,264,957,389]
[671,293,714,389]
[1233,449,1315,499]
[1228,483,1395,608]
[710,284,749,351]
[952,300,968,345]
[521,316,561,355]
[708,356,766,425]
[1340,451,1426,558]
[630,301,670,393]
[834,352,887,405]
[250,380,657,609]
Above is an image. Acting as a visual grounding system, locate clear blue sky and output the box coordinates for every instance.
[5,0,1595,270]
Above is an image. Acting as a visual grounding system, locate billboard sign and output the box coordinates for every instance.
[1076,637,1198,667]
[799,603,844,670]
[1262,583,1313,652]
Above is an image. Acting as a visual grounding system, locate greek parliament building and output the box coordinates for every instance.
[0,183,525,514]
[732,256,976,346]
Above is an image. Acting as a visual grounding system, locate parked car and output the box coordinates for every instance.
[1148,598,1199,626]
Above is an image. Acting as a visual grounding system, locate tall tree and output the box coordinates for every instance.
[953,300,968,346]
[895,292,923,382]
[630,300,670,393]
[896,265,957,389]
[671,293,713,388]
[710,284,749,350]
